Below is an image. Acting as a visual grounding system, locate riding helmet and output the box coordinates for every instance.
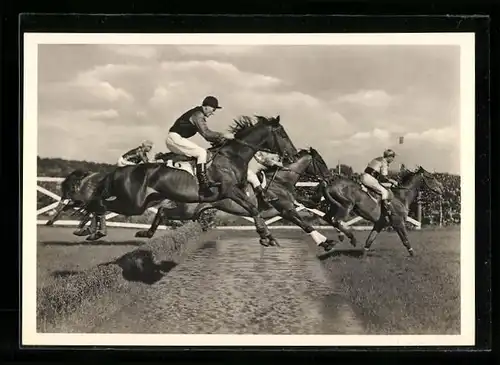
[202,96,222,109]
[383,149,396,158]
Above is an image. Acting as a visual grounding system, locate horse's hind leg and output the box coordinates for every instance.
[73,212,93,236]
[85,199,108,241]
[86,213,107,241]
[275,203,336,249]
[45,200,69,226]
[394,222,414,256]
[324,205,357,247]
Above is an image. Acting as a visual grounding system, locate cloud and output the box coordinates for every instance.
[404,126,458,146]
[160,60,282,89]
[39,64,136,114]
[37,110,161,163]
[335,89,393,108]
[89,109,119,121]
[103,45,159,59]
[37,46,460,174]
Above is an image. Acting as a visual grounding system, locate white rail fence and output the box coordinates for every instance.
[36,177,421,231]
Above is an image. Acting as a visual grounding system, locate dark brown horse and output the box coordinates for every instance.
[299,166,444,256]
[76,115,298,247]
[44,169,106,230]
[134,147,336,248]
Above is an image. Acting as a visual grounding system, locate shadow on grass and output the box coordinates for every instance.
[99,249,178,285]
[318,248,366,261]
[41,240,147,247]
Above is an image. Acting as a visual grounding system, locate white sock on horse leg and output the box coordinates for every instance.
[309,230,327,245]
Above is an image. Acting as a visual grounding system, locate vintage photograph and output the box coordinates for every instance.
[23,33,475,346]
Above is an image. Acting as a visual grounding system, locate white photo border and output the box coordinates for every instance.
[22,32,476,347]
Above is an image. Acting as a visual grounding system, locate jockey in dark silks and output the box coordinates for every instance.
[165,96,233,198]
[118,140,154,166]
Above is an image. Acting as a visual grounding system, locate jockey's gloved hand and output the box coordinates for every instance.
[223,133,234,140]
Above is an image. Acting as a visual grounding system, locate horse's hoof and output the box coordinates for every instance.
[259,238,270,247]
[73,228,91,236]
[320,239,336,252]
[408,249,415,257]
[268,238,280,247]
[135,230,153,238]
[45,221,53,226]
[350,238,358,247]
[338,234,345,242]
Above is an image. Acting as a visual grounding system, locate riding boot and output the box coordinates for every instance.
[382,199,393,219]
[97,215,107,235]
[196,163,216,197]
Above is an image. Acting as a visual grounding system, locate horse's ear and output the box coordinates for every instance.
[275,115,280,123]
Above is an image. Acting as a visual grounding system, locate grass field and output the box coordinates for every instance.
[320,226,461,334]
[35,225,461,335]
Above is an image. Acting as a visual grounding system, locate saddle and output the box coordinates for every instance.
[155,144,222,164]
[155,150,214,164]
[358,181,393,202]
[153,145,224,177]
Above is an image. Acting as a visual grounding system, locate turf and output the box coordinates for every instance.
[320,227,461,334]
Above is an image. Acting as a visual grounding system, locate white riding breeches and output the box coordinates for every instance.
[117,156,135,167]
[165,132,207,164]
[360,173,389,200]
[247,157,266,188]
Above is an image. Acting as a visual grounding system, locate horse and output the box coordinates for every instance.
[298,166,444,256]
[134,147,337,248]
[75,115,299,247]
[44,169,107,230]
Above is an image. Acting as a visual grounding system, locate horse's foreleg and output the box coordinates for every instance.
[229,188,277,247]
[363,219,386,253]
[136,207,164,238]
[394,223,414,256]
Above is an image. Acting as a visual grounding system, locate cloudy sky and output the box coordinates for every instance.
[37,44,461,174]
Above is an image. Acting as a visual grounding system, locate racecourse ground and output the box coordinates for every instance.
[35,225,460,335]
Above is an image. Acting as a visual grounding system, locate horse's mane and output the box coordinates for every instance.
[399,169,417,185]
[228,115,271,138]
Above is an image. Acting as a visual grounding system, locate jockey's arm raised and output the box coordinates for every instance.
[190,111,225,143]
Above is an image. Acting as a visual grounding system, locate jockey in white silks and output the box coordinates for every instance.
[360,149,398,217]
[117,140,154,167]
[247,150,284,203]
[165,96,233,198]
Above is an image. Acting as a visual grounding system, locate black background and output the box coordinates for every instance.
[1,1,496,363]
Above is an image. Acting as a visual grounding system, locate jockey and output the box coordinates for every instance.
[247,151,284,203]
[360,149,398,217]
[165,96,233,197]
[117,140,154,166]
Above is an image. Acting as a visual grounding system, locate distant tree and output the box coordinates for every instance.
[333,164,354,177]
